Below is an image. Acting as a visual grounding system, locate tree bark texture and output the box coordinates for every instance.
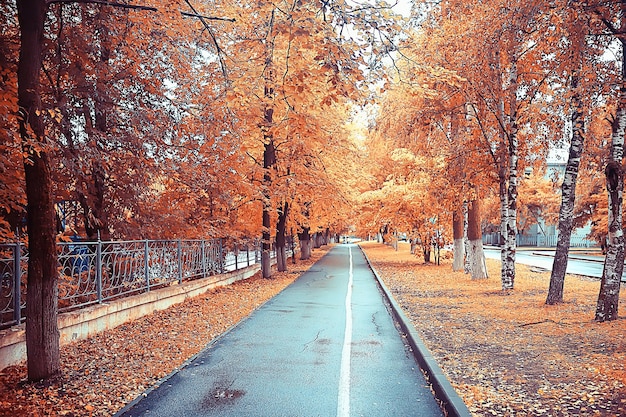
[467,199,488,279]
[547,36,585,304]
[299,227,311,260]
[17,0,61,381]
[596,160,624,321]
[499,39,520,291]
[596,4,626,321]
[260,25,276,278]
[452,208,465,271]
[463,201,471,273]
[261,139,275,278]
[313,232,322,248]
[88,9,111,239]
[275,202,288,272]
[498,167,515,289]
[422,234,431,263]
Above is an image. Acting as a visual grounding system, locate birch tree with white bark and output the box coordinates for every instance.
[594,0,626,322]
[547,5,588,305]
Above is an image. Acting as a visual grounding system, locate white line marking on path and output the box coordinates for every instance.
[337,246,353,417]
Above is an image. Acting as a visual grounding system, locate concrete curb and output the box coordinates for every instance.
[358,245,473,417]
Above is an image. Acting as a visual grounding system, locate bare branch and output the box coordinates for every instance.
[180,11,235,22]
[183,0,230,80]
[46,0,157,11]
[593,9,619,35]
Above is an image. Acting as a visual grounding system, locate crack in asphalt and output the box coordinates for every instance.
[301,329,323,352]
[371,311,383,336]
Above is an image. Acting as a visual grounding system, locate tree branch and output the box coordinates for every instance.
[180,11,235,22]
[593,9,619,36]
[183,0,229,80]
[46,0,157,11]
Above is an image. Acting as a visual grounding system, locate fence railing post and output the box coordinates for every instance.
[145,240,150,291]
[96,238,102,303]
[246,243,250,267]
[201,240,207,278]
[177,240,183,284]
[234,243,238,271]
[13,243,21,324]
[219,239,224,274]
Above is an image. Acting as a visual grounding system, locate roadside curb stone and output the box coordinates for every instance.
[358,245,473,417]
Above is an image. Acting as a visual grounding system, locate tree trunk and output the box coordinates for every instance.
[380,224,388,243]
[313,232,322,248]
[547,30,585,304]
[275,202,288,272]
[261,140,275,278]
[463,201,471,273]
[260,44,276,278]
[422,233,431,263]
[423,245,431,263]
[596,6,626,322]
[596,160,625,321]
[89,10,111,240]
[498,167,515,288]
[452,207,465,271]
[467,199,488,279]
[501,42,519,291]
[17,0,61,381]
[299,227,311,260]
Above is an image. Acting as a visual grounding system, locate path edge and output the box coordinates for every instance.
[358,245,473,417]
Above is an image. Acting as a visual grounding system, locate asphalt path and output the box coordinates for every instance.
[483,247,626,281]
[116,245,444,417]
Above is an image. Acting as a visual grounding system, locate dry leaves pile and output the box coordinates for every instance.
[360,241,626,417]
[0,248,329,417]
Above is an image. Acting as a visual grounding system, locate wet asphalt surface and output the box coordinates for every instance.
[117,245,444,417]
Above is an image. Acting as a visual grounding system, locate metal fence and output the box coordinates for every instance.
[542,234,596,248]
[0,238,283,330]
[482,232,597,248]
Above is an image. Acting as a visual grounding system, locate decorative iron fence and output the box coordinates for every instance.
[0,238,284,329]
[0,244,26,329]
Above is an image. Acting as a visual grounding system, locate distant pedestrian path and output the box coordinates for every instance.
[116,245,445,417]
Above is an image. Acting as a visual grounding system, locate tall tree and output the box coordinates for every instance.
[547,6,588,304]
[419,0,558,289]
[588,4,624,321]
[12,0,164,380]
[16,0,60,381]
[594,0,626,322]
